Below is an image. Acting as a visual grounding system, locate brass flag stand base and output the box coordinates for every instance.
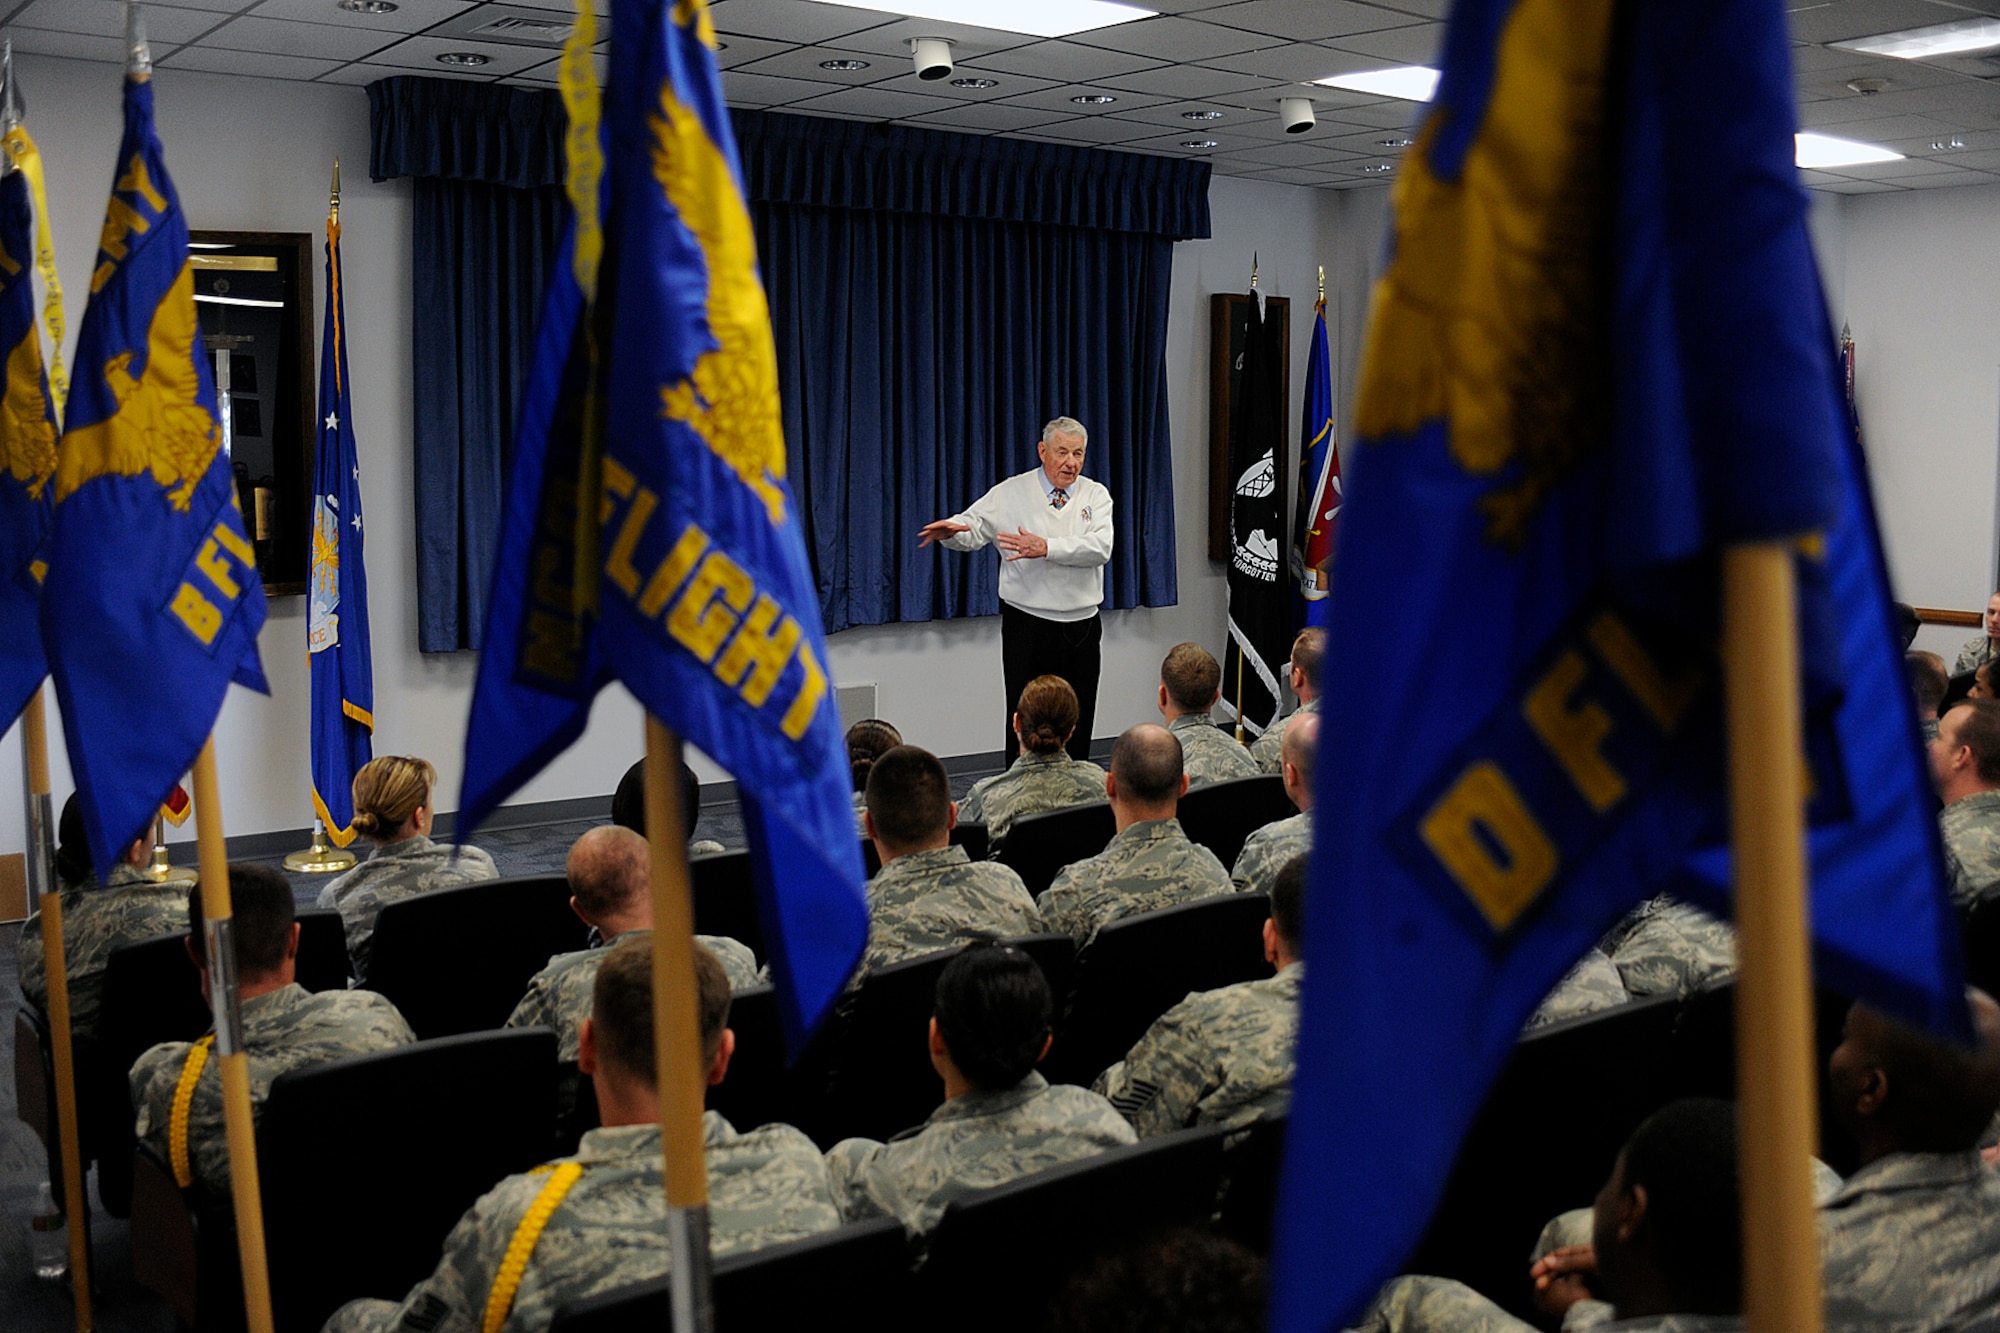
[283,822,356,874]
[144,817,197,885]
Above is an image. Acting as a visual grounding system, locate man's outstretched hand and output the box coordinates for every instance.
[919,519,970,548]
[1529,1244,1599,1319]
[995,527,1048,561]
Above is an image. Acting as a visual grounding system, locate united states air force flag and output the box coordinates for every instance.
[308,207,373,846]
[43,69,267,876]
[1272,0,1966,1328]
[0,144,58,727]
[460,0,866,1049]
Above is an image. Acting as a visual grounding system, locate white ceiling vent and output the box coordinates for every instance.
[429,7,587,48]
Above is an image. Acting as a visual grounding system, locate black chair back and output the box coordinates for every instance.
[1046,893,1272,1086]
[94,932,214,1215]
[1965,895,2000,999]
[1406,992,1684,1312]
[294,907,352,991]
[996,801,1116,899]
[920,1125,1231,1331]
[548,1216,909,1333]
[365,874,586,1038]
[1216,1111,1288,1253]
[1177,774,1296,869]
[861,820,990,877]
[691,850,764,960]
[703,983,836,1144]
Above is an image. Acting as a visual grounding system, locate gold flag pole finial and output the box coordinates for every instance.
[125,2,152,80]
[1317,264,1325,305]
[1251,252,1259,290]
[330,158,340,223]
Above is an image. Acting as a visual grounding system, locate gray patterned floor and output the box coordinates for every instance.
[0,770,997,1330]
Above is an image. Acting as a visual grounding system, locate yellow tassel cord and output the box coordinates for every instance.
[481,1162,584,1333]
[168,1035,214,1189]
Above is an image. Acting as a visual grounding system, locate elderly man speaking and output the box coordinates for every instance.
[920,417,1113,764]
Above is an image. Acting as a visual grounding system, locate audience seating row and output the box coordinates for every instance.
[996,772,1290,897]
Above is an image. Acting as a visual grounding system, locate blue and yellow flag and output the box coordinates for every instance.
[1271,0,1965,1327]
[0,146,58,727]
[460,0,866,1050]
[308,202,373,846]
[43,71,267,875]
[1290,294,1338,624]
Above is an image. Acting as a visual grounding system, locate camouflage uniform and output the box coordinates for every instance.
[1037,818,1234,949]
[16,864,189,1045]
[323,1116,839,1333]
[1345,1276,1742,1333]
[1955,635,1999,676]
[1248,697,1319,774]
[316,835,500,978]
[1939,790,2000,909]
[824,1071,1137,1237]
[958,751,1108,844]
[1231,809,1312,895]
[852,789,869,836]
[131,983,415,1195]
[1820,1150,2000,1331]
[1167,712,1261,787]
[1601,896,1736,998]
[1094,962,1300,1138]
[862,846,1043,973]
[505,930,761,1061]
[1525,949,1631,1030]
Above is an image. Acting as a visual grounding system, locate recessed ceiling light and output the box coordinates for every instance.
[1377,136,1413,148]
[800,0,1153,39]
[1933,136,1967,152]
[951,77,999,88]
[435,52,490,67]
[819,58,870,70]
[1359,163,1395,173]
[1180,139,1218,148]
[337,0,398,12]
[1832,17,2000,59]
[1795,131,1904,169]
[1182,109,1223,121]
[1313,65,1439,102]
[1072,93,1116,104]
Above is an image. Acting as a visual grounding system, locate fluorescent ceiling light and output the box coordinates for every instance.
[1312,65,1439,102]
[194,294,286,308]
[1795,132,1904,169]
[1832,17,2000,59]
[801,0,1153,39]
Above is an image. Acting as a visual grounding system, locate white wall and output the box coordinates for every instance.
[0,55,1357,851]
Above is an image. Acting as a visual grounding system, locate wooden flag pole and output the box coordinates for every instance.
[643,716,715,1333]
[1721,543,1824,1333]
[189,737,276,1333]
[20,686,93,1330]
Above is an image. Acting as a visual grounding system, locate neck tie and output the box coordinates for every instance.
[1051,487,1068,510]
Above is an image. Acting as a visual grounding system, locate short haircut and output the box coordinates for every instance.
[1619,1098,1741,1315]
[610,759,703,840]
[865,745,952,849]
[1281,710,1320,779]
[189,863,296,978]
[1850,992,2000,1153]
[1161,643,1221,713]
[1947,700,2000,783]
[1907,651,1947,717]
[1111,725,1184,807]
[1048,1229,1265,1333]
[1017,675,1080,756]
[1042,416,1087,446]
[1269,856,1306,954]
[591,934,732,1084]
[933,943,1052,1091]
[846,718,903,795]
[568,825,649,921]
[1291,628,1327,694]
[55,794,91,888]
[350,755,436,841]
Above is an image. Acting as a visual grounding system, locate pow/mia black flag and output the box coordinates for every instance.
[1221,294,1289,737]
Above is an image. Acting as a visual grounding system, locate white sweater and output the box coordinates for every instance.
[943,469,1114,622]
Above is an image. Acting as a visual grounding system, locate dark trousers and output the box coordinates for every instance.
[1001,602,1101,764]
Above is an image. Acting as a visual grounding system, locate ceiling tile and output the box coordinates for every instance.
[821,17,1040,61]
[1008,114,1173,144]
[1096,61,1283,98]
[13,0,219,41]
[709,0,899,45]
[732,43,905,84]
[898,102,1067,132]
[1322,20,1441,63]
[1235,164,1345,185]
[159,44,345,78]
[778,82,959,119]
[717,69,850,104]
[1788,0,1973,44]
[713,33,798,65]
[155,0,264,12]
[245,0,476,31]
[1194,0,1420,42]
[1101,98,1261,129]
[1120,126,1284,154]
[506,50,607,84]
[1812,177,1908,192]
[359,33,565,74]
[316,58,488,83]
[973,40,1168,82]
[991,82,1172,115]
[898,64,1059,99]
[1068,16,1281,60]
[1200,40,1363,82]
[1354,0,1446,16]
[1,24,167,63]
[202,13,405,58]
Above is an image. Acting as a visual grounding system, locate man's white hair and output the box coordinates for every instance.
[1042,416,1088,447]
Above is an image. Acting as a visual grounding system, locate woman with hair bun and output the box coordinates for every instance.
[958,676,1107,845]
[847,718,903,833]
[317,755,498,978]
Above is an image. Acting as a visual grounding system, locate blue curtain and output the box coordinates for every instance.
[740,112,1204,631]
[373,82,1207,646]
[373,78,567,652]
